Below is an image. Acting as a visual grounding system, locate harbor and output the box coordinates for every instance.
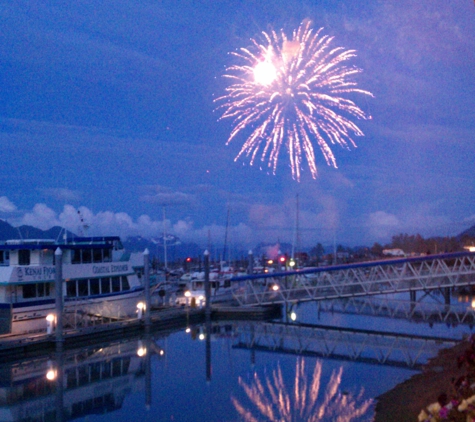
[1,234,475,421]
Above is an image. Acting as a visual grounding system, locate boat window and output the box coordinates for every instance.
[72,249,81,264]
[66,371,76,388]
[90,278,100,295]
[90,362,101,382]
[103,248,111,262]
[101,277,110,294]
[78,279,88,296]
[111,276,121,292]
[67,280,77,297]
[18,250,30,266]
[0,251,4,264]
[77,366,88,386]
[102,361,112,378]
[224,280,231,288]
[121,276,130,291]
[22,282,51,299]
[82,249,92,264]
[93,248,102,263]
[22,283,36,299]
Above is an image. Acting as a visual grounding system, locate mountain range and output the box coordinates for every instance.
[1,219,474,263]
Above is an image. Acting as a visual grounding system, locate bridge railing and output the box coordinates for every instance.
[227,251,475,306]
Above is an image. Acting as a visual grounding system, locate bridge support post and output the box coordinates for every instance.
[410,290,416,302]
[443,288,451,306]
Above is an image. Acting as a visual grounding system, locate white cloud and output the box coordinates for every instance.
[140,191,194,206]
[39,188,82,202]
[0,196,17,213]
[169,218,256,249]
[464,215,475,224]
[22,203,59,230]
[367,211,400,241]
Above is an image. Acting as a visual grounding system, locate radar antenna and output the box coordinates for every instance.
[77,209,90,236]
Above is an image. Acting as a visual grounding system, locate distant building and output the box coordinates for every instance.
[382,248,405,257]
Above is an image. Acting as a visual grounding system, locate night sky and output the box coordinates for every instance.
[1,1,474,249]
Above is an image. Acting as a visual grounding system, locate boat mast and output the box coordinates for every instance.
[222,207,230,269]
[163,207,168,270]
[291,194,300,260]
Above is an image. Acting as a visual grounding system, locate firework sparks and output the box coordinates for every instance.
[232,358,373,421]
[215,20,373,181]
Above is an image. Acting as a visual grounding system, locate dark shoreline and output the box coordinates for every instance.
[374,337,472,421]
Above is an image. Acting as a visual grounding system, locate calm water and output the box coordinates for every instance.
[1,295,473,422]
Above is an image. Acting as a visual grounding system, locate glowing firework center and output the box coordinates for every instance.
[253,59,277,86]
[216,20,373,181]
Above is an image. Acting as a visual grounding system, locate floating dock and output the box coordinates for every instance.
[0,304,281,358]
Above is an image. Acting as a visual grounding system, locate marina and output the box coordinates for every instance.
[0,298,473,421]
[1,235,475,421]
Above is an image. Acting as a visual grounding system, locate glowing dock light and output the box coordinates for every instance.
[46,360,57,381]
[137,302,146,319]
[290,312,297,321]
[272,284,280,291]
[46,369,57,381]
[137,345,147,358]
[46,314,55,334]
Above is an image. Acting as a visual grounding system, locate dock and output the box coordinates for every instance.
[0,304,281,359]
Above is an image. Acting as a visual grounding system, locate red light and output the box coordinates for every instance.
[279,256,286,262]
[186,257,192,262]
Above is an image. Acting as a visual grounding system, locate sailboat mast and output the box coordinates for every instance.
[222,207,230,266]
[163,207,168,269]
[292,194,300,260]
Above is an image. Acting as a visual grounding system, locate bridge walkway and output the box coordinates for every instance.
[229,251,475,307]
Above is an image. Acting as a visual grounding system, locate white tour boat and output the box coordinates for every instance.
[0,236,146,335]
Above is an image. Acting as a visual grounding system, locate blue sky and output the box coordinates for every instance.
[0,1,474,249]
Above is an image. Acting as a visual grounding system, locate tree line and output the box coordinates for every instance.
[308,233,475,266]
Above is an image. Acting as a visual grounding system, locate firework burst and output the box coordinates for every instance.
[215,20,373,181]
[232,358,373,421]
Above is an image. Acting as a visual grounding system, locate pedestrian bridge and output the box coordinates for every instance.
[228,251,475,307]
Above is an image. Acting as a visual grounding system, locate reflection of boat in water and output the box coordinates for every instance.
[0,236,145,335]
[0,338,155,422]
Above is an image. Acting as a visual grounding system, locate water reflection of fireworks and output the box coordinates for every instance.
[232,358,373,421]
